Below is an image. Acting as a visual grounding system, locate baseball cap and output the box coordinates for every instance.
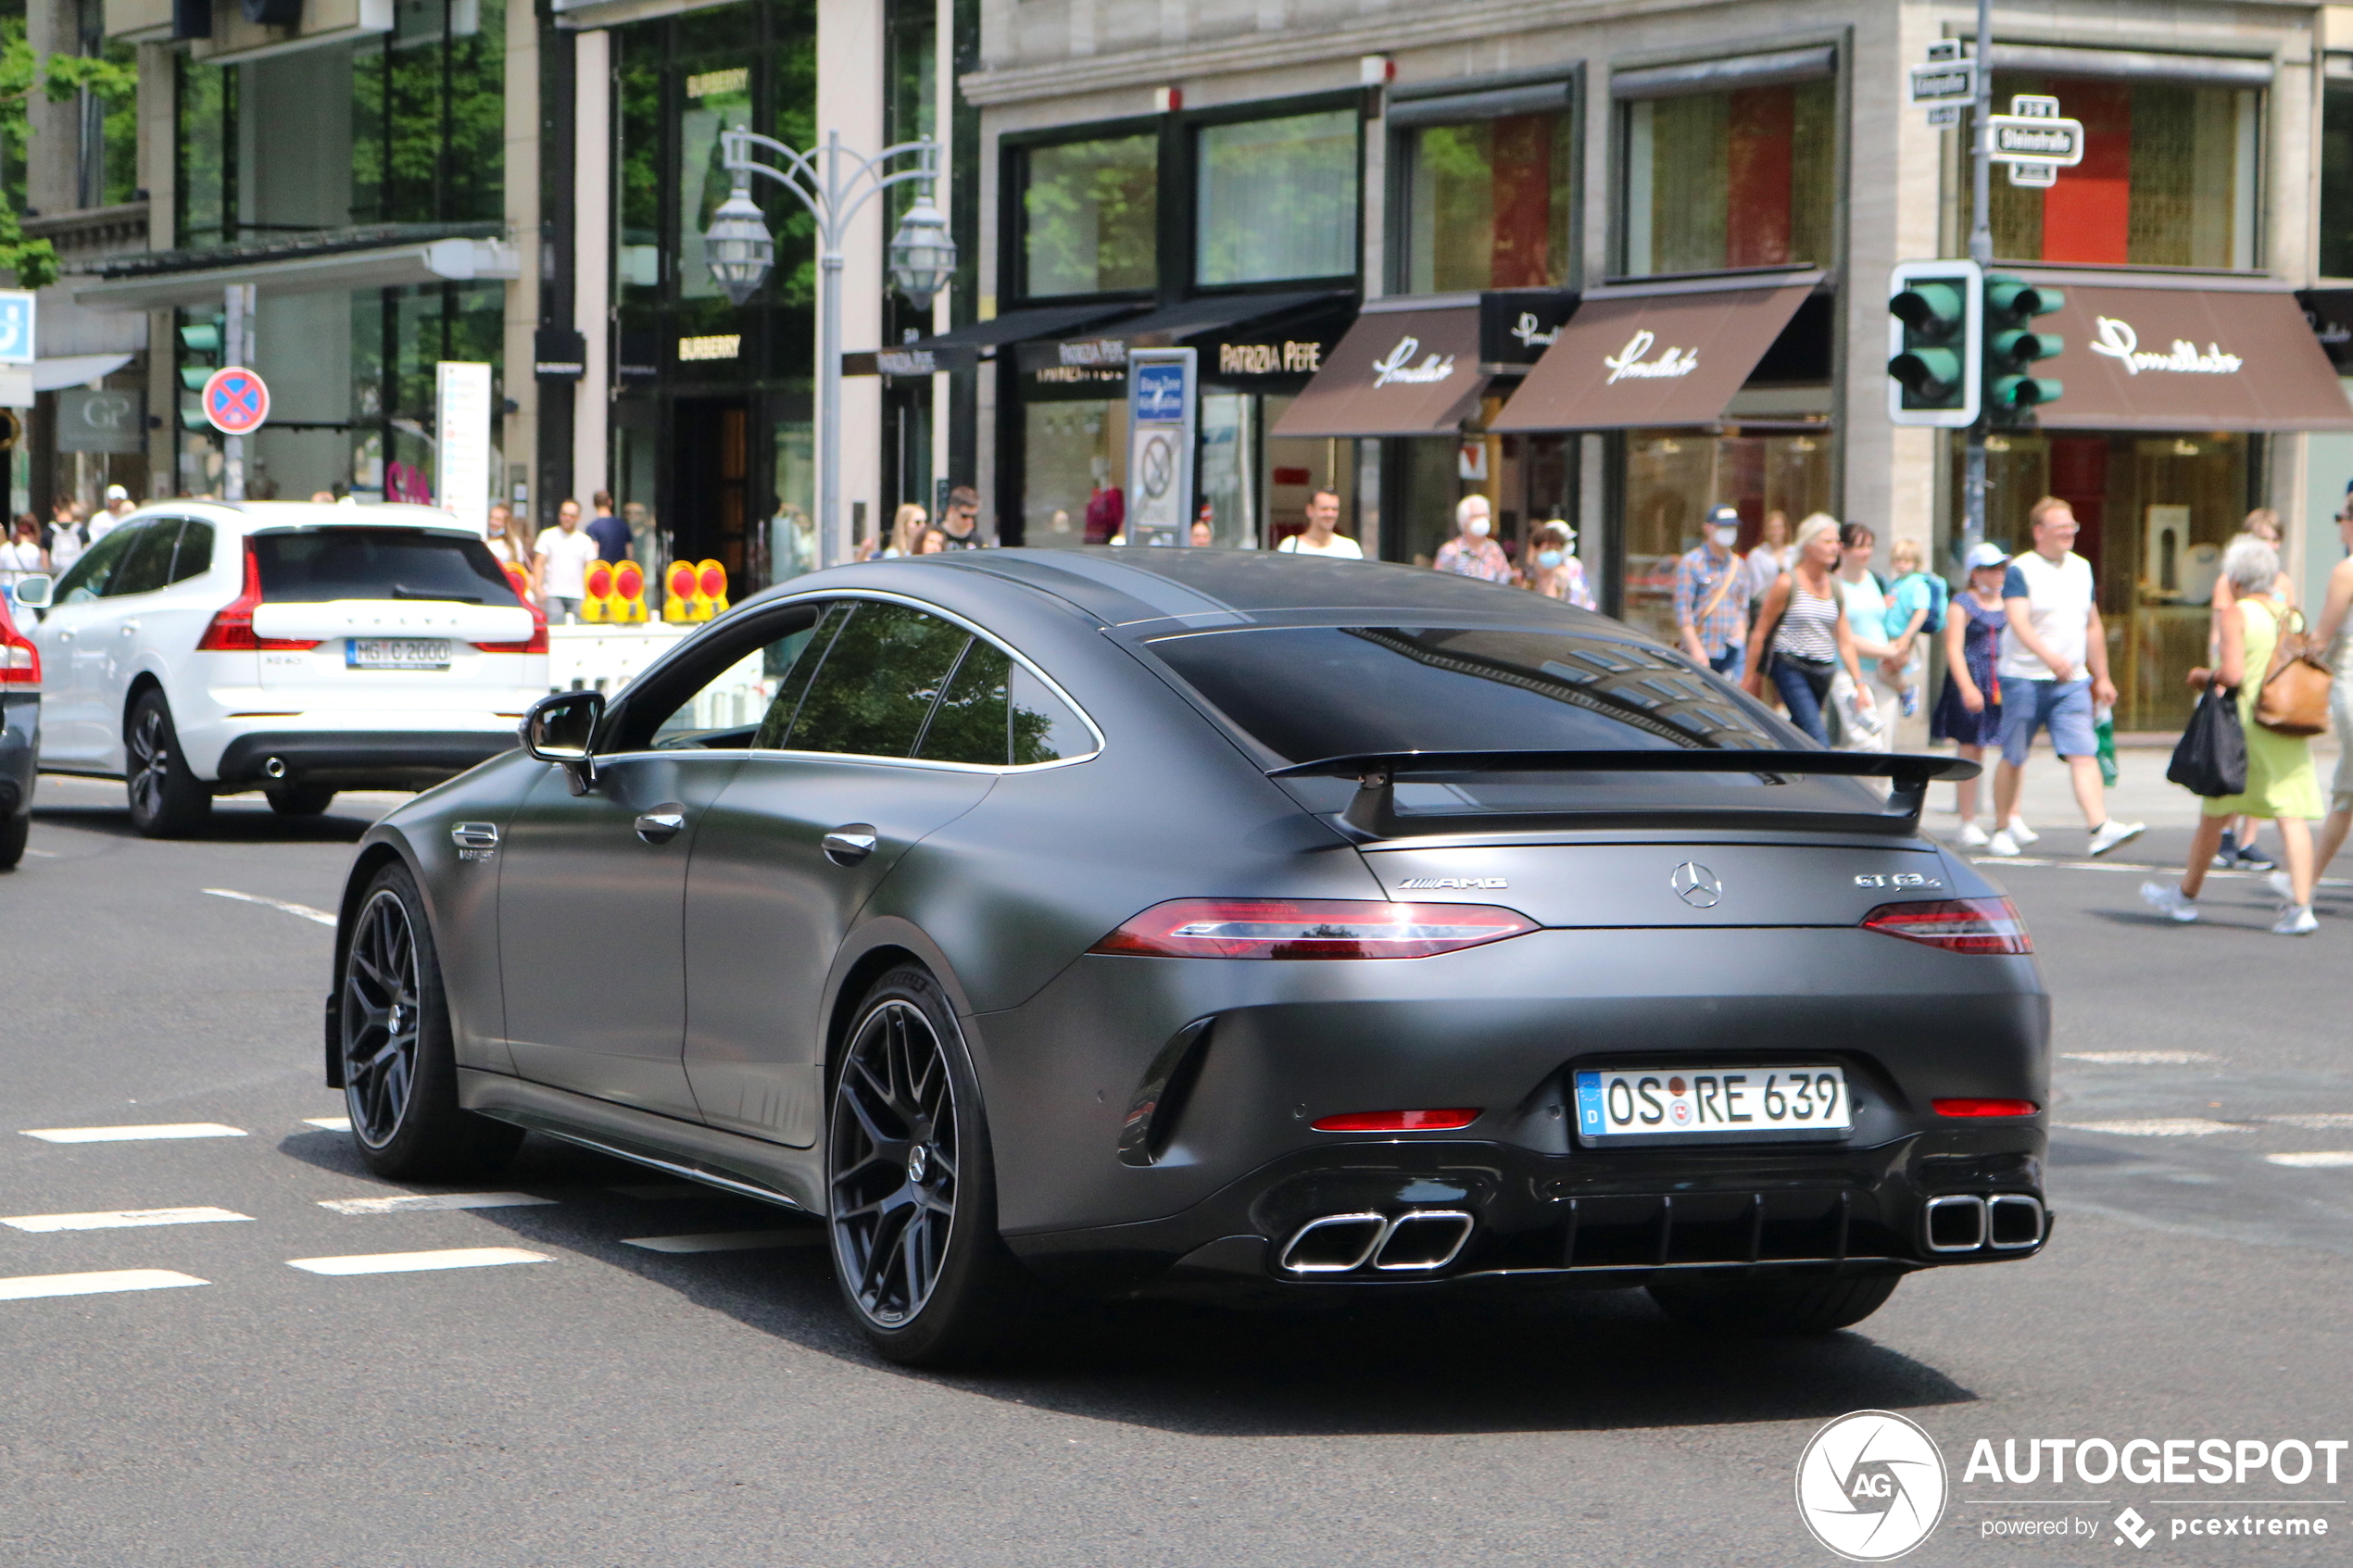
[1965,541,2009,571]
[105,483,129,501]
[1705,504,1741,528]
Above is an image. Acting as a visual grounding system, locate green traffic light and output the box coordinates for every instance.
[1990,374,2063,409]
[1891,283,1968,341]
[180,323,221,354]
[1890,347,1964,402]
[1989,328,2063,370]
[180,368,209,391]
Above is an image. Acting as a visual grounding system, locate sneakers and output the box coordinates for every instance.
[1899,685,1920,720]
[2273,904,2320,936]
[1986,830,2022,857]
[2006,817,2040,847]
[1957,822,1991,848]
[2087,820,2145,858]
[2268,870,2295,901]
[2140,882,2200,922]
[2233,845,2277,872]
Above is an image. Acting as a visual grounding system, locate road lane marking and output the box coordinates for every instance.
[22,847,56,858]
[621,1230,825,1253]
[1969,854,2353,885]
[21,1123,247,1143]
[0,1269,209,1300]
[3,1207,252,1233]
[301,1116,351,1132]
[2062,1051,2225,1066]
[2266,1113,2353,1130]
[2265,1152,2353,1168]
[2058,1118,2240,1136]
[286,1248,551,1275]
[317,1192,555,1215]
[201,887,336,927]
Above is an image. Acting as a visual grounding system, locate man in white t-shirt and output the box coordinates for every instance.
[1277,489,1363,558]
[534,498,599,623]
[1987,496,2143,858]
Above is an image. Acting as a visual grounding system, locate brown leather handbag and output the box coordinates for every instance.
[2253,600,2334,737]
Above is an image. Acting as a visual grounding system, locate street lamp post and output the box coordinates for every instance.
[704,128,956,571]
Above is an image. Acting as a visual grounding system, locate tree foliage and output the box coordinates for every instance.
[0,19,138,287]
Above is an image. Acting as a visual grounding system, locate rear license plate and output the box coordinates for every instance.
[346,638,451,671]
[1573,1067,1850,1146]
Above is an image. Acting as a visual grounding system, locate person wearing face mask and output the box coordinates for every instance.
[1524,520,1595,608]
[1674,503,1751,676]
[1433,495,1512,583]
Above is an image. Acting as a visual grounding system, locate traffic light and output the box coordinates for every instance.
[179,314,223,430]
[1983,274,2064,419]
[1886,259,1981,427]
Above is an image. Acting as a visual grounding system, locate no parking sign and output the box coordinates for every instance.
[202,366,270,435]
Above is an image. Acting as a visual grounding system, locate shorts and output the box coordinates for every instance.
[2333,678,2353,813]
[1998,677,2095,767]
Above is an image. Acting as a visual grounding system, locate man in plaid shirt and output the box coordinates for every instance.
[1674,503,1751,676]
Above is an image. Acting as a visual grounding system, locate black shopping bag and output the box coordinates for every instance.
[2165,683,2246,798]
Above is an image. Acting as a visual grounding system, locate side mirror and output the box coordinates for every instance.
[12,574,52,610]
[522,689,605,794]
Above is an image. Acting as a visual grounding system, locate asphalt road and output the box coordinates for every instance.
[3,772,2349,1567]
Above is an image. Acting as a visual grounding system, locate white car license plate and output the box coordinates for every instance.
[347,638,451,671]
[1573,1067,1850,1145]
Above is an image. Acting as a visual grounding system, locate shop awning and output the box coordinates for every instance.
[72,231,520,311]
[1016,288,1352,376]
[1269,298,1485,438]
[32,352,133,391]
[2016,275,2353,432]
[1489,274,1818,432]
[849,300,1147,377]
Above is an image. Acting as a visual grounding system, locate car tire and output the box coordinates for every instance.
[123,690,212,838]
[826,965,1038,1367]
[1647,1272,1901,1336]
[267,784,337,818]
[0,811,26,870]
[338,859,523,1182]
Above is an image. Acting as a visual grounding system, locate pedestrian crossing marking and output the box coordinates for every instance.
[21,1123,248,1143]
[0,1269,209,1300]
[3,1207,252,1233]
[286,1248,553,1275]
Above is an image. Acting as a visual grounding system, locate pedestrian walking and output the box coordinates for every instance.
[1277,489,1364,558]
[534,497,598,623]
[1988,496,2144,859]
[1432,495,1512,583]
[484,502,536,599]
[0,515,46,592]
[1934,542,2011,845]
[2141,535,2324,935]
[2205,508,2296,872]
[1881,537,1945,720]
[870,502,925,559]
[1744,508,1793,603]
[40,504,83,573]
[1830,521,1894,751]
[914,524,949,555]
[1673,503,1749,675]
[1524,520,1595,608]
[938,485,985,548]
[585,490,631,563]
[2288,504,2353,899]
[1743,512,1876,745]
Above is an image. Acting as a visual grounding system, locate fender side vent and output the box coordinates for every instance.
[1116,1019,1213,1168]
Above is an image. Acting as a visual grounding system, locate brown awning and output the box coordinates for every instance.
[1270,302,1485,438]
[1489,281,1814,432]
[2021,279,2353,432]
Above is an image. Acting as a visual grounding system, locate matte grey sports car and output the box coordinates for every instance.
[327,548,2047,1364]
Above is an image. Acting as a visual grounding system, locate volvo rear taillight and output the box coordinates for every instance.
[0,625,37,684]
[1089,899,1536,960]
[474,596,548,655]
[195,544,320,652]
[1861,897,2032,955]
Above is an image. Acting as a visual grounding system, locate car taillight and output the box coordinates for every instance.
[0,631,36,684]
[1932,1098,2039,1118]
[1088,898,1537,960]
[196,544,320,652]
[1312,1109,1481,1132]
[1861,897,2032,955]
[474,598,548,655]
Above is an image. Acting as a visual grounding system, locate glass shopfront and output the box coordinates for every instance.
[1619,428,1834,644]
[1015,360,1128,546]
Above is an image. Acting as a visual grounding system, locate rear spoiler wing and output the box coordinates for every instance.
[1267,748,1981,838]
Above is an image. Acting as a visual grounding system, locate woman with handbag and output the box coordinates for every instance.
[1743,512,1875,746]
[2142,536,2325,935]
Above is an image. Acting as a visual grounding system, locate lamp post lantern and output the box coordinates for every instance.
[704,127,954,571]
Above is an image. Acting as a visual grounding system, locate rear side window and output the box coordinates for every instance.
[251,529,522,606]
[912,639,1098,767]
[785,601,971,758]
[105,521,184,597]
[168,520,214,584]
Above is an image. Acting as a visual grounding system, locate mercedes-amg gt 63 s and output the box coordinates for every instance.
[326,548,2046,1364]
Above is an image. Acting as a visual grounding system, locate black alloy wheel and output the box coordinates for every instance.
[337,861,522,1181]
[0,811,27,870]
[826,967,1035,1365]
[124,691,211,837]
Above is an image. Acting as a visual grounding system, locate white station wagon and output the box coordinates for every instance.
[22,501,547,835]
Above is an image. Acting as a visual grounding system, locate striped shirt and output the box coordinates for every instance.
[1672,544,1749,656]
[1773,581,1841,662]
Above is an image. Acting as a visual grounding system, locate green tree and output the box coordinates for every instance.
[0,19,137,286]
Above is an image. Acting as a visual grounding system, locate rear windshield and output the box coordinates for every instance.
[1146,625,1871,818]
[252,529,522,606]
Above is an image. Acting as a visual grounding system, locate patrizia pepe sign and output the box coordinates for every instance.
[1371,336,1459,387]
[1602,328,1700,383]
[2089,315,2244,376]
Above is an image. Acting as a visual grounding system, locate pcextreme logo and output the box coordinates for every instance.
[1796,1411,1948,1562]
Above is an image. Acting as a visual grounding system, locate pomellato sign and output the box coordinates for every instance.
[1603,328,1700,383]
[2087,315,2244,376]
[1370,335,1459,387]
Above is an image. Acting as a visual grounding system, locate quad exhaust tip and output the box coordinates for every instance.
[1277,1210,1475,1275]
[1925,1193,2045,1254]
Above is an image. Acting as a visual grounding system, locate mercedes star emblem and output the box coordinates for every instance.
[1670,861,1722,909]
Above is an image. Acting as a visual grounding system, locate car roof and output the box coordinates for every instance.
[128,500,477,536]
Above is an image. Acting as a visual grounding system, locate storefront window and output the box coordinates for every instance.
[1619,79,1833,276]
[1621,430,1832,643]
[1402,114,1574,293]
[1020,133,1158,297]
[2325,81,2353,278]
[1975,76,2259,269]
[1022,396,1126,546]
[1196,109,1358,285]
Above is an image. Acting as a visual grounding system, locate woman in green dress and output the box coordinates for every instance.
[2141,536,2324,935]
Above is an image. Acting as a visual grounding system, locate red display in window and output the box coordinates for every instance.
[2042,80,2132,264]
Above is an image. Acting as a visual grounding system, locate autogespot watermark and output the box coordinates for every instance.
[1797,1414,2347,1560]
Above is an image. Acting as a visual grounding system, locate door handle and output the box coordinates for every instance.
[821,824,878,866]
[54,630,72,642]
[119,621,139,635]
[635,805,687,845]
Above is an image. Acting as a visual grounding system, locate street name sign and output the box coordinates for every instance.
[1908,60,1976,105]
[1986,115,2084,165]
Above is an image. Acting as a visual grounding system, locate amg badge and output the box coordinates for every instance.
[1396,876,1508,891]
